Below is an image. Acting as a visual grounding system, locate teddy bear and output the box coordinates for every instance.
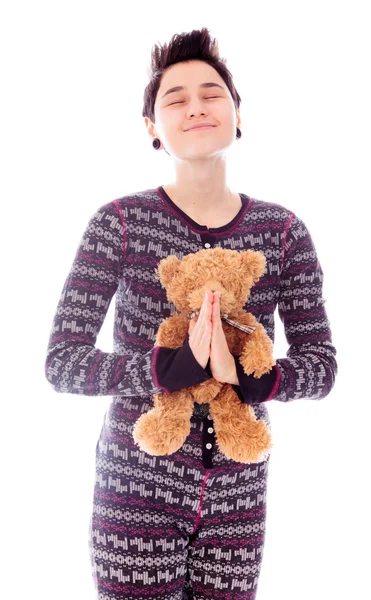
[132,247,276,464]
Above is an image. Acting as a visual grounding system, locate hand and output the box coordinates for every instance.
[188,290,213,369]
[209,291,238,384]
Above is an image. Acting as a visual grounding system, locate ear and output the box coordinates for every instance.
[240,250,267,282]
[155,254,181,287]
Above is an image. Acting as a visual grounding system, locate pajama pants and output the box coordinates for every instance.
[88,395,272,600]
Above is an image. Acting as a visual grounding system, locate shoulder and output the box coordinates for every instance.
[104,188,160,212]
[243,193,296,226]
[84,189,160,227]
[245,194,316,234]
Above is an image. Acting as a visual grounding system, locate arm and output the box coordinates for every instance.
[44,201,212,397]
[274,213,338,401]
[231,213,338,404]
[231,360,279,404]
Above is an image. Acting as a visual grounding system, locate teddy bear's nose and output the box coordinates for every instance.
[207,287,224,295]
[205,281,224,294]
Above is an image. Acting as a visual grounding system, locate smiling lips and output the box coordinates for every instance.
[187,125,215,131]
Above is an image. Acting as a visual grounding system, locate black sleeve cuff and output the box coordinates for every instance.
[153,335,212,394]
[232,356,278,404]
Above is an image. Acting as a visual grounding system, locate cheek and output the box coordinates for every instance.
[213,116,238,141]
[216,101,236,121]
[224,115,238,133]
[241,286,252,303]
[160,119,184,147]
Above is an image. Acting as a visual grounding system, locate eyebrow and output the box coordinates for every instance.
[161,82,225,100]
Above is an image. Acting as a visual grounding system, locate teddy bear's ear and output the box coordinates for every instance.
[240,250,267,282]
[155,254,181,286]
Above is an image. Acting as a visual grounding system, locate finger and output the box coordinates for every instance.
[191,314,211,352]
[192,292,210,342]
[212,292,221,322]
[189,314,200,331]
[201,294,213,339]
[211,295,224,344]
[199,296,213,345]
[198,291,212,325]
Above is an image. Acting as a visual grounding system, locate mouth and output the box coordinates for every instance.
[187,125,215,131]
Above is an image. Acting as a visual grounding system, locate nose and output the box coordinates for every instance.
[204,283,223,294]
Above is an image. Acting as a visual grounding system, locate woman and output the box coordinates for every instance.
[44,27,338,600]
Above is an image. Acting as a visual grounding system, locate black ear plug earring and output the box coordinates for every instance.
[152,127,242,149]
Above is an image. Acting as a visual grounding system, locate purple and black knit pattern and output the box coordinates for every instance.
[88,402,271,599]
[44,187,337,599]
[45,186,337,408]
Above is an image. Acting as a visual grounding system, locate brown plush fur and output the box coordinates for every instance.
[133,248,276,464]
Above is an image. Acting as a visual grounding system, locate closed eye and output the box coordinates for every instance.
[169,96,220,106]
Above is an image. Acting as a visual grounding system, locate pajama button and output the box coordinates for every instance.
[206,443,212,449]
[204,242,211,248]
[207,415,213,420]
[208,427,214,433]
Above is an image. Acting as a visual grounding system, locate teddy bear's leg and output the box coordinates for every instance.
[239,324,276,378]
[210,385,273,464]
[132,389,195,456]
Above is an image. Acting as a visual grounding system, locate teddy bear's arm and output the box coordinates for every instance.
[223,311,260,351]
[155,314,189,348]
[231,312,276,378]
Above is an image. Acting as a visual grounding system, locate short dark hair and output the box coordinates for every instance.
[142,27,241,123]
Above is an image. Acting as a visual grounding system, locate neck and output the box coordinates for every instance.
[164,156,238,210]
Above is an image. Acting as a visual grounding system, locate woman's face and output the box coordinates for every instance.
[146,59,241,159]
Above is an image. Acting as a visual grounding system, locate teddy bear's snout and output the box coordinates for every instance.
[204,280,225,294]
[201,282,235,311]
[186,281,238,314]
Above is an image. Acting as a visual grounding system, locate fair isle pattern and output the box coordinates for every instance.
[45,186,337,408]
[44,187,337,598]
[88,396,271,599]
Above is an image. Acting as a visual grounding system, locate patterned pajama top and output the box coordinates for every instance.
[44,186,338,469]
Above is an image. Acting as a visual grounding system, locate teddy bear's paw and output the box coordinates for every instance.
[243,360,276,379]
[132,411,191,456]
[239,354,276,378]
[253,362,276,378]
[191,379,224,403]
[215,419,273,464]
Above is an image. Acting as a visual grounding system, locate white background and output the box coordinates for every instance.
[1,1,370,599]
